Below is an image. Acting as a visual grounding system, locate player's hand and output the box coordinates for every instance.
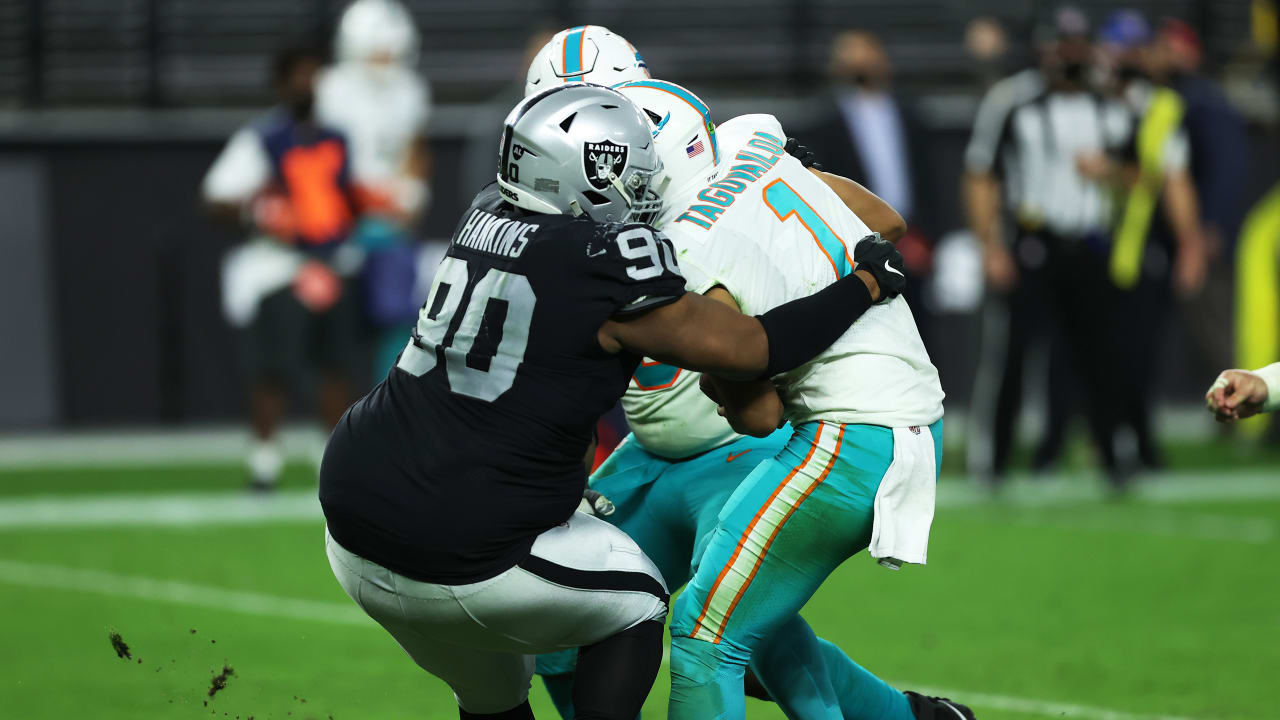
[578,489,615,517]
[983,243,1019,293]
[1074,151,1114,181]
[853,233,906,302]
[1206,370,1270,423]
[252,191,296,241]
[784,137,823,170]
[292,261,343,313]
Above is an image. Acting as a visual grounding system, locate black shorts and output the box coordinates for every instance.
[240,283,365,389]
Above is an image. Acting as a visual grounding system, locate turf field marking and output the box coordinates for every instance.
[0,558,370,626]
[935,471,1280,508]
[0,427,326,469]
[0,488,321,528]
[903,682,1203,720]
[1010,507,1276,544]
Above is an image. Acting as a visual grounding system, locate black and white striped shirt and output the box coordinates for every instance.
[966,68,1133,238]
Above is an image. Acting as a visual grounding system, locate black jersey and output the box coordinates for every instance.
[320,185,686,584]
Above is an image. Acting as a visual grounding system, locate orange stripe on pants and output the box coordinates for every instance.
[711,425,845,643]
[690,423,843,642]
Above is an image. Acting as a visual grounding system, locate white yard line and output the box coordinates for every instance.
[902,683,1204,720]
[935,471,1280,508]
[0,408,1223,470]
[0,472,1276,531]
[0,558,369,626]
[1006,507,1277,544]
[0,426,328,469]
[0,488,322,528]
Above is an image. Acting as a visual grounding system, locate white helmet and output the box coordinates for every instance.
[335,0,419,66]
[524,25,650,97]
[614,79,720,202]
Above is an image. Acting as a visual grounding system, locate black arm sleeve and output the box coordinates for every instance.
[755,272,874,378]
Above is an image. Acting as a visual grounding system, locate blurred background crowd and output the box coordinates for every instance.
[2,0,1279,488]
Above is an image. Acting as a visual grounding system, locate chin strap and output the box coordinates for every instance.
[608,172,635,212]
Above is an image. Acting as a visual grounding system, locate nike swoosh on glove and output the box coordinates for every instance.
[853,232,907,302]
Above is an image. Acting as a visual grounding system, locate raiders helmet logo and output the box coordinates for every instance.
[583,140,628,191]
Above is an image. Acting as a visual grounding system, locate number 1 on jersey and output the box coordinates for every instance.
[762,178,853,278]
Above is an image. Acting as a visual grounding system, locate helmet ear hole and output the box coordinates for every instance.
[582,190,611,206]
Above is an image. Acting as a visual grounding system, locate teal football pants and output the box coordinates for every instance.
[667,420,943,720]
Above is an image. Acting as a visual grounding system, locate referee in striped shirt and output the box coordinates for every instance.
[965,7,1133,485]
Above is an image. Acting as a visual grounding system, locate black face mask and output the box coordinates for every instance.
[1061,61,1088,84]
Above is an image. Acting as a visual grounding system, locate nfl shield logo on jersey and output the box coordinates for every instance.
[583,140,628,190]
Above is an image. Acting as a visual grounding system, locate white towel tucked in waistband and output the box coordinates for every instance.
[868,425,938,570]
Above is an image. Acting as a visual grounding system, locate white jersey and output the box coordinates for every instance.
[315,62,430,189]
[664,114,944,428]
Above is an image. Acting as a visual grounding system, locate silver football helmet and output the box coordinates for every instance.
[496,84,666,224]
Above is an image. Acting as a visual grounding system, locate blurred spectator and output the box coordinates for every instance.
[1151,18,1249,379]
[202,45,363,491]
[800,30,939,352]
[802,30,931,232]
[317,0,433,376]
[965,16,1013,92]
[964,7,1133,486]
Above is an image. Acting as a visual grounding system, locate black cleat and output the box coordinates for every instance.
[905,691,976,719]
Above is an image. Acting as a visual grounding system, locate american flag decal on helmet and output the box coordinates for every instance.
[686,138,705,158]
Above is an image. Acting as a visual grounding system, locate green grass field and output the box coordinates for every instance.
[1,446,1277,719]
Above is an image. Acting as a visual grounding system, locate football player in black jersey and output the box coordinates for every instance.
[319,84,906,720]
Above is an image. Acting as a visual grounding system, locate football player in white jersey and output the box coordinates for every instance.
[316,0,433,373]
[620,85,962,720]
[521,26,970,720]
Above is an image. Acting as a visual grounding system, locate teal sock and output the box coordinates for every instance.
[669,635,748,720]
[539,672,575,720]
[817,638,913,720]
[749,615,842,718]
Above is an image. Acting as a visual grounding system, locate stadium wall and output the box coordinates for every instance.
[0,106,1275,428]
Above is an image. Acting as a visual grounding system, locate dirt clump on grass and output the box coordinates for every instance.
[208,665,235,698]
[108,630,132,660]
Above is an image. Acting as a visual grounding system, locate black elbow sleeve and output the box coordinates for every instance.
[756,272,874,378]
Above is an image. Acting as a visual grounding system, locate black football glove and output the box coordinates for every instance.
[853,233,906,302]
[784,137,823,171]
